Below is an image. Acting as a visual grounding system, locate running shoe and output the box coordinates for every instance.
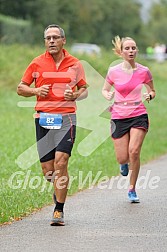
[120,163,129,176]
[128,190,140,203]
[50,211,65,226]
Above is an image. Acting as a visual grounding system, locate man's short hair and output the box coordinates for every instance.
[44,24,65,38]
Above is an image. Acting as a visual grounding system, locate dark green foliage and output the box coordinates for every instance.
[0,0,143,47]
[0,14,33,44]
[1,0,167,49]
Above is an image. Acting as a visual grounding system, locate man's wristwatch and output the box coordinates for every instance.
[149,94,152,100]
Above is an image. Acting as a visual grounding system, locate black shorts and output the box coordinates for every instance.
[111,114,149,139]
[35,114,76,162]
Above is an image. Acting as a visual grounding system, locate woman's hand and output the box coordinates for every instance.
[103,90,115,101]
[143,92,151,102]
[107,91,115,101]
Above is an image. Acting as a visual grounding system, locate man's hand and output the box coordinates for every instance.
[35,84,51,97]
[64,84,76,101]
[17,82,51,97]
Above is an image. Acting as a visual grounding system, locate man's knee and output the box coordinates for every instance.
[116,155,129,164]
[41,161,55,182]
[129,147,140,161]
[55,153,69,169]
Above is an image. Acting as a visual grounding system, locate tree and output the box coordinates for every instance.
[145,0,167,46]
[0,0,32,19]
[0,0,145,47]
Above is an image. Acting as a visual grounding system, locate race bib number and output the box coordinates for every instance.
[39,113,62,129]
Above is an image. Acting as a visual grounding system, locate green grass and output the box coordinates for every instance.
[0,44,167,224]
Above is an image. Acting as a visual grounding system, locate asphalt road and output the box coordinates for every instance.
[0,154,167,252]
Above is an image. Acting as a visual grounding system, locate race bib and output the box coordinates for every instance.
[39,113,63,129]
